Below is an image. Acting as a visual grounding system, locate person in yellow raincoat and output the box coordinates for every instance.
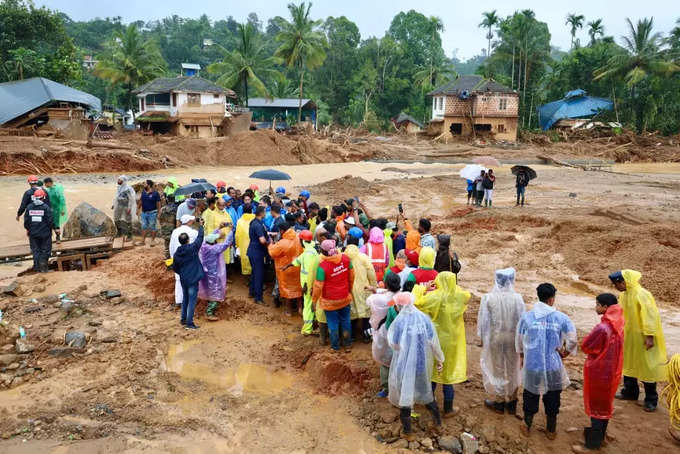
[344,238,378,343]
[610,269,667,412]
[203,197,233,263]
[288,230,323,338]
[414,271,471,418]
[235,210,256,275]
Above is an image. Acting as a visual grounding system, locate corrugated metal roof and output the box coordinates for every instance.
[0,77,102,125]
[428,75,514,96]
[537,90,613,130]
[247,97,315,109]
[181,63,201,70]
[134,76,236,97]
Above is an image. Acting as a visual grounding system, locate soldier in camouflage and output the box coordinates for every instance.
[159,195,178,258]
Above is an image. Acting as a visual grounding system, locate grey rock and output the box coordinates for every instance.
[63,202,117,239]
[2,281,19,296]
[7,362,20,370]
[48,347,78,357]
[421,437,434,450]
[65,331,88,348]
[0,354,20,366]
[101,289,121,299]
[38,295,60,304]
[392,439,409,449]
[461,432,479,454]
[15,338,35,353]
[568,192,577,198]
[408,441,420,451]
[24,306,42,314]
[439,436,462,454]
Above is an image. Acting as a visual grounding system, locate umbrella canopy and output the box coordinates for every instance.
[459,164,487,181]
[473,156,501,168]
[249,169,292,181]
[511,165,537,180]
[174,182,216,196]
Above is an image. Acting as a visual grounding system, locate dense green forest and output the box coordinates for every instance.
[1,0,679,133]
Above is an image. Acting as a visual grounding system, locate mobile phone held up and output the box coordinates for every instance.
[398,203,403,214]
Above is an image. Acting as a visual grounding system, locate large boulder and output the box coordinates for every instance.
[63,202,117,239]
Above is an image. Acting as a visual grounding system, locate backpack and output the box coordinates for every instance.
[517,173,528,186]
[482,177,493,190]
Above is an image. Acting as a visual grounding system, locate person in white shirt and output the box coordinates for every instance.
[170,215,199,305]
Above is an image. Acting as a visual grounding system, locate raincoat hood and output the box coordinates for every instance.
[533,301,557,319]
[281,228,297,241]
[167,177,179,188]
[437,234,450,250]
[406,230,421,250]
[302,240,316,251]
[493,267,516,293]
[368,227,384,244]
[418,247,435,269]
[344,244,360,259]
[321,253,343,265]
[622,269,642,288]
[603,303,625,336]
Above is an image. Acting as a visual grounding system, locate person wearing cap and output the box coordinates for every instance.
[312,239,355,352]
[23,188,54,273]
[170,215,199,306]
[112,175,136,240]
[247,205,270,304]
[175,198,197,228]
[268,221,303,315]
[298,189,311,214]
[288,230,322,337]
[17,175,51,223]
[610,270,667,412]
[199,223,234,321]
[347,226,365,248]
[216,181,227,194]
[222,195,239,228]
[43,177,66,241]
[173,221,205,330]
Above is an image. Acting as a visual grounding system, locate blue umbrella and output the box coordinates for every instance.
[174,182,216,197]
[249,169,292,181]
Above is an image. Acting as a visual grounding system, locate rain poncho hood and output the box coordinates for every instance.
[203,206,233,263]
[516,301,577,394]
[414,272,470,384]
[619,269,667,382]
[418,247,435,269]
[268,228,303,299]
[477,268,525,399]
[198,230,234,301]
[388,301,444,407]
[235,213,255,275]
[345,244,377,319]
[368,227,384,243]
[113,175,137,222]
[581,303,624,419]
[367,290,396,367]
[406,229,421,252]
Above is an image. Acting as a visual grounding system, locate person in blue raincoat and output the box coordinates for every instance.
[466,179,475,205]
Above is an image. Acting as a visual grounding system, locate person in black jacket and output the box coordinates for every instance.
[23,188,54,273]
[173,220,205,330]
[16,175,50,221]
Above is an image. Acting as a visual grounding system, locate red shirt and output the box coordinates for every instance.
[318,254,352,301]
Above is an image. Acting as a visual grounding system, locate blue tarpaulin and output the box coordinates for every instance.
[537,90,613,131]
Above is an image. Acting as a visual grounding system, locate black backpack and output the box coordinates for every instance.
[482,177,493,190]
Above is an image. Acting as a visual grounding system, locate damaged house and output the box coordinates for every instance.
[134,76,237,137]
[0,77,101,139]
[427,75,518,141]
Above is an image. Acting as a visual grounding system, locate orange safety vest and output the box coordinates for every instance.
[366,242,386,281]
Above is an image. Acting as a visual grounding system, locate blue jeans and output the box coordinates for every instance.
[432,382,454,401]
[324,305,352,350]
[248,253,265,301]
[141,210,158,231]
[181,282,198,326]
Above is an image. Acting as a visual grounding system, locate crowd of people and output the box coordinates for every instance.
[16,173,679,450]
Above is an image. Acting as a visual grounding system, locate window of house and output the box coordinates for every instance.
[499,98,507,110]
[497,124,506,133]
[213,94,219,99]
[187,93,201,105]
[145,93,170,106]
[439,97,443,110]
[140,98,145,111]
[172,93,177,106]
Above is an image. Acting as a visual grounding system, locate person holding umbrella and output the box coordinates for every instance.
[511,166,537,207]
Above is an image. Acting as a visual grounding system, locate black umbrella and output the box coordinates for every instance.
[174,181,217,197]
[249,169,292,181]
[511,165,537,180]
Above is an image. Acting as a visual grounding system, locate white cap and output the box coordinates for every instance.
[180,214,195,225]
[344,216,356,226]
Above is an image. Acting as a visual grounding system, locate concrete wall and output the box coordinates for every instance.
[441,115,518,141]
[472,93,519,117]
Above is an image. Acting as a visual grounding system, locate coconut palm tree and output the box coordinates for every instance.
[566,13,585,48]
[595,17,679,131]
[94,24,167,118]
[413,52,457,90]
[479,10,499,57]
[274,2,327,123]
[207,22,277,106]
[587,19,605,45]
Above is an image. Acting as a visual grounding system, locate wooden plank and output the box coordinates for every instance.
[0,236,112,260]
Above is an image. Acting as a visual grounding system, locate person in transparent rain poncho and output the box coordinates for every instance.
[388,292,445,441]
[516,283,577,440]
[477,268,526,415]
[112,175,137,240]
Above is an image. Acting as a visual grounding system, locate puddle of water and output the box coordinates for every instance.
[165,340,293,396]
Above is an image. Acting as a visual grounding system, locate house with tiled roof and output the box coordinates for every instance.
[133,75,237,137]
[427,75,518,141]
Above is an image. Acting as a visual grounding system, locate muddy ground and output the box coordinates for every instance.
[1,157,680,453]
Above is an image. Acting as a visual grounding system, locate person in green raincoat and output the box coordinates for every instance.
[43,177,67,241]
[288,230,325,340]
[164,177,184,202]
[414,271,471,418]
[610,269,667,412]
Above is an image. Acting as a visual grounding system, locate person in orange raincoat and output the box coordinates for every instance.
[572,293,624,453]
[268,221,303,314]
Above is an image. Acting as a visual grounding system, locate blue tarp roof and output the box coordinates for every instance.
[537,89,613,131]
[0,77,101,125]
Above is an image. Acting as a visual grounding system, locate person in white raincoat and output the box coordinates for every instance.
[388,292,445,441]
[477,268,526,415]
[366,272,402,397]
[516,283,577,439]
[112,175,137,240]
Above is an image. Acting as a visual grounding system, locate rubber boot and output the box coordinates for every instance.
[443,399,459,418]
[546,414,557,440]
[319,323,329,346]
[400,408,416,441]
[484,199,488,207]
[484,399,504,414]
[506,400,518,416]
[489,200,492,207]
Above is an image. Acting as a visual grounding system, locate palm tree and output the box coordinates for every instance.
[595,17,679,131]
[94,24,166,118]
[479,10,499,57]
[587,19,605,45]
[275,2,327,123]
[270,72,298,98]
[413,52,457,90]
[565,13,585,48]
[207,22,277,106]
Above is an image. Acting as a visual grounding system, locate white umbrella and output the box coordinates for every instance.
[459,164,487,181]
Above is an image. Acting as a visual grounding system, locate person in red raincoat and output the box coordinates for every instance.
[573,293,624,453]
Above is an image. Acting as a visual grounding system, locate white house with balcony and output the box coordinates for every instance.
[133,76,237,137]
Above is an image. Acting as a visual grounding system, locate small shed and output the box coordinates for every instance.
[247,97,317,129]
[181,63,201,77]
[392,112,423,133]
[537,89,613,131]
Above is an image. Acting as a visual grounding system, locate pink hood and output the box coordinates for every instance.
[368,227,384,244]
